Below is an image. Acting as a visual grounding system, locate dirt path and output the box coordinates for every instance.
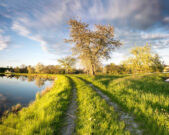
[88,83,143,135]
[61,87,77,135]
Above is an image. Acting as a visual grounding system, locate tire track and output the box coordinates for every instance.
[77,77,143,135]
[61,80,77,135]
[88,83,143,135]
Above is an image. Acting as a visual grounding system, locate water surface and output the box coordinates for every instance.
[0,74,53,116]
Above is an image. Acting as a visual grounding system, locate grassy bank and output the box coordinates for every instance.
[0,75,72,135]
[79,73,169,135]
[71,76,130,135]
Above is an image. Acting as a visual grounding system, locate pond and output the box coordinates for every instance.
[0,74,53,117]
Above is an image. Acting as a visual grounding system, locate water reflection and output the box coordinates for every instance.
[27,76,35,82]
[0,93,9,117]
[35,77,45,88]
[0,74,50,88]
[14,75,20,80]
[0,75,53,117]
[19,76,27,81]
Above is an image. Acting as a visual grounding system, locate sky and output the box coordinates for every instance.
[0,0,169,67]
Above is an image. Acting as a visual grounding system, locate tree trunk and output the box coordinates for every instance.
[90,64,95,75]
[65,69,68,74]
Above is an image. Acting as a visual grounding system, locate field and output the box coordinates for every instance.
[0,73,169,135]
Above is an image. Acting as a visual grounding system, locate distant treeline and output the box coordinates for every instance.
[0,64,83,74]
[0,67,13,73]
[1,62,168,75]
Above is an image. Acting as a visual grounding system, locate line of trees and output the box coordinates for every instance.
[0,63,82,74]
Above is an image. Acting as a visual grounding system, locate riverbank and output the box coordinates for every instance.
[0,75,73,135]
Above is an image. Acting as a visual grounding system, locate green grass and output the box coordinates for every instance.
[0,75,72,135]
[1,73,169,134]
[70,76,130,135]
[79,73,169,135]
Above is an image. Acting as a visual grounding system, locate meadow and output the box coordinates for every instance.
[0,73,169,135]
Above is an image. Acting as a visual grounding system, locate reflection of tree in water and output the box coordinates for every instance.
[19,76,27,81]
[0,74,5,78]
[0,93,7,117]
[35,77,45,88]
[27,76,35,82]
[5,74,15,78]
[14,75,20,80]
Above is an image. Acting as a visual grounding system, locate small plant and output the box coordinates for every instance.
[11,104,22,113]
[35,92,41,100]
[41,87,51,96]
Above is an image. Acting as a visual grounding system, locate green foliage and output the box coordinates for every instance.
[14,66,20,73]
[71,76,130,135]
[151,54,164,72]
[35,63,44,73]
[104,63,127,74]
[163,66,169,72]
[81,74,169,135]
[58,56,76,74]
[27,66,35,74]
[122,44,164,73]
[0,75,72,135]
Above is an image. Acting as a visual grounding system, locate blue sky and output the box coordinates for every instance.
[0,0,169,67]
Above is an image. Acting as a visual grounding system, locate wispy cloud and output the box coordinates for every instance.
[0,0,169,65]
[0,29,10,51]
[163,16,169,23]
[12,20,49,52]
[142,33,169,40]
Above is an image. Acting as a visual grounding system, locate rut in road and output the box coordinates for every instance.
[77,77,143,135]
[88,83,143,135]
[61,85,77,135]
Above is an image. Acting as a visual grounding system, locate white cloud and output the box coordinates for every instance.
[141,33,169,40]
[12,22,30,37]
[12,21,49,52]
[0,34,10,51]
[88,0,139,20]
[0,29,4,33]
[163,17,169,23]
[87,0,161,28]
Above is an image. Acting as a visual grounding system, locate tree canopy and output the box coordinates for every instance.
[58,56,76,74]
[65,19,122,75]
[122,44,164,73]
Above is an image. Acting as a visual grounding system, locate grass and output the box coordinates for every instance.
[79,73,169,135]
[70,76,130,135]
[0,75,72,135]
[0,73,169,134]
